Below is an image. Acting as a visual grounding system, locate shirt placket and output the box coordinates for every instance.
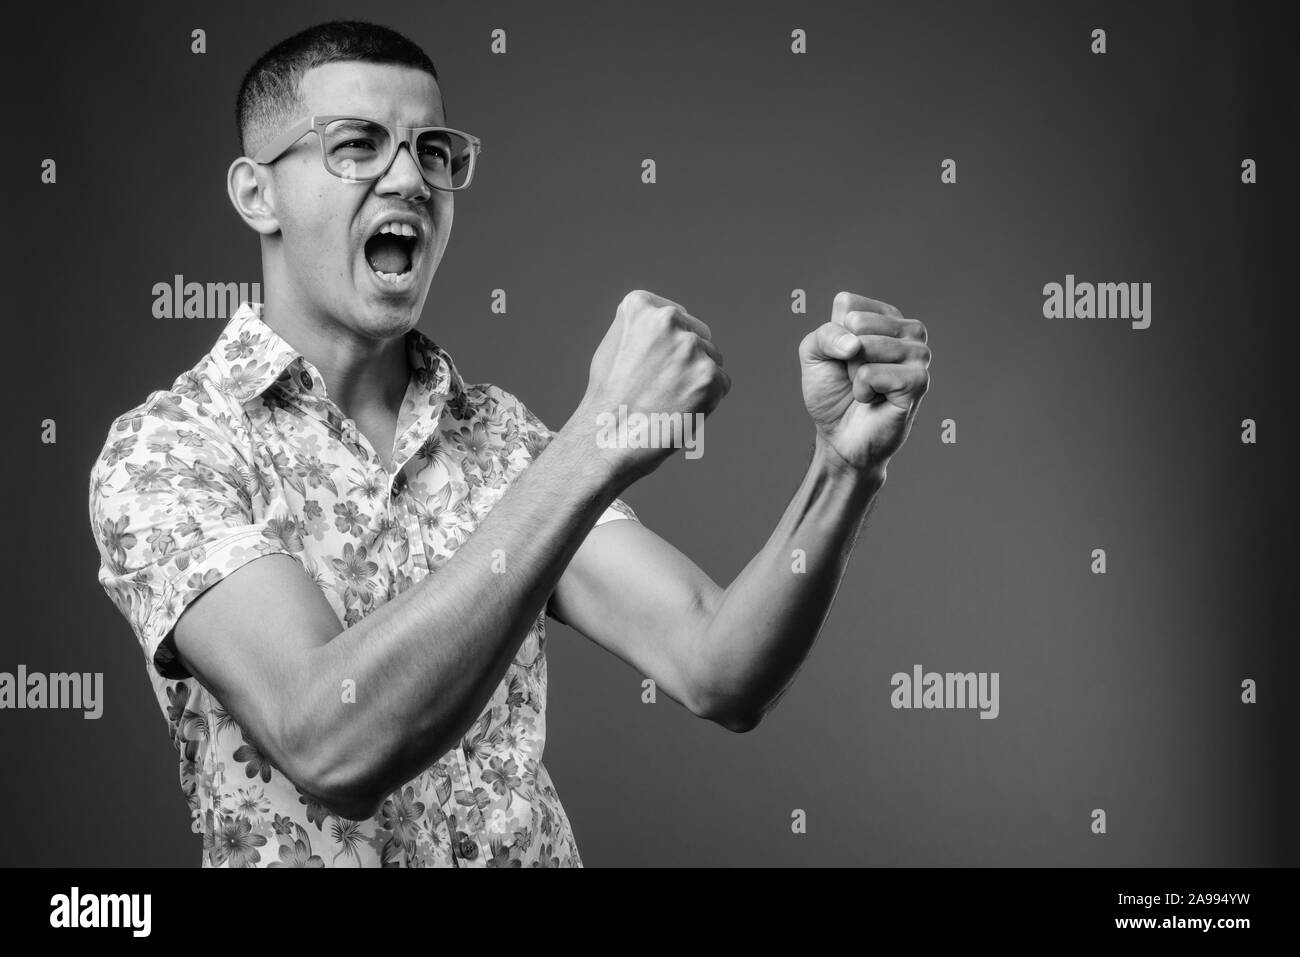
[387,466,432,586]
[391,399,488,866]
[447,744,487,866]
[387,396,447,584]
[300,362,478,866]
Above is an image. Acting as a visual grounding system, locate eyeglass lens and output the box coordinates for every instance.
[320,118,473,188]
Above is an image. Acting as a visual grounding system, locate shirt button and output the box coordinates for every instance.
[457,837,477,860]
[299,370,313,390]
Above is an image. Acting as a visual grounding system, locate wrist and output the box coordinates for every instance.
[812,433,887,492]
[552,405,634,493]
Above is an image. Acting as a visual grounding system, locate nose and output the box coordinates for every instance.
[376,142,433,203]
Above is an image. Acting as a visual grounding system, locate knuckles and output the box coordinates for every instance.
[623,289,653,311]
[654,305,680,329]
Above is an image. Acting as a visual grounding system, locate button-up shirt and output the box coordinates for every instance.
[88,301,639,867]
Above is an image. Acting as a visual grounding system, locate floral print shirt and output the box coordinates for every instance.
[88,301,639,867]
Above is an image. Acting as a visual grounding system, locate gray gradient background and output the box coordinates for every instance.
[2,0,1296,866]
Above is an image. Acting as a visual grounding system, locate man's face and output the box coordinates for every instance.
[265,60,452,340]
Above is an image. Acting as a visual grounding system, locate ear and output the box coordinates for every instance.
[227,157,281,236]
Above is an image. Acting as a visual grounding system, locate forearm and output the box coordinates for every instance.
[288,417,621,817]
[693,436,885,728]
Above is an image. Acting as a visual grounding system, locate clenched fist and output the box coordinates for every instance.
[574,290,730,481]
[799,291,930,477]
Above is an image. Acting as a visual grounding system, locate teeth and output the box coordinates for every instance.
[374,269,409,283]
[377,221,418,238]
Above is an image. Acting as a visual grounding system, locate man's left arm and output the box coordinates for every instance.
[548,291,931,732]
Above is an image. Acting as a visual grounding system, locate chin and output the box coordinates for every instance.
[356,298,426,340]
[348,259,435,339]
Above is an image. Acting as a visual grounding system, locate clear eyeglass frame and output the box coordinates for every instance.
[250,114,482,191]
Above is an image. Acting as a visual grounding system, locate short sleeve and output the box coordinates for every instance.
[595,496,640,527]
[88,394,292,680]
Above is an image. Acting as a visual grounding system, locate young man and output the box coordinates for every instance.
[88,20,931,867]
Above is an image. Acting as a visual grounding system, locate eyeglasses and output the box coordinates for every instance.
[251,115,482,191]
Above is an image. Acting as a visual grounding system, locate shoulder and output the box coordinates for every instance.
[89,353,249,504]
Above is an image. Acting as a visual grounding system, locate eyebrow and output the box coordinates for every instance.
[329,119,384,132]
[329,117,451,132]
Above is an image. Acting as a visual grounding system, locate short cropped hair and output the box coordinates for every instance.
[236,20,441,157]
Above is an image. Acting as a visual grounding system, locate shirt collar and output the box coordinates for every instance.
[209,301,463,408]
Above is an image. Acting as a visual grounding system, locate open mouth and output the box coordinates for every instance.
[363,221,420,284]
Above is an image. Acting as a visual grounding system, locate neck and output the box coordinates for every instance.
[260,286,411,422]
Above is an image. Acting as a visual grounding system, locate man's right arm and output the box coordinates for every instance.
[174,419,618,821]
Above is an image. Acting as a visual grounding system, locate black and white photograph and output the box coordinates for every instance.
[2,0,1296,937]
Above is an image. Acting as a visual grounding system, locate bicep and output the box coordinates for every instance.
[172,553,342,764]
[549,519,722,714]
[89,403,343,784]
